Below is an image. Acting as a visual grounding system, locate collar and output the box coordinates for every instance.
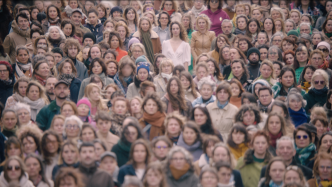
[79,162,98,174]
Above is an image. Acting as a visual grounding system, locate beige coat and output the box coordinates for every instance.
[154,74,168,98]
[191,31,216,63]
[126,82,141,100]
[97,131,119,151]
[0,172,34,187]
[184,89,200,102]
[37,180,54,187]
[206,101,239,140]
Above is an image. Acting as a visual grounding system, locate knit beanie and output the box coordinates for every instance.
[128,38,140,49]
[287,30,299,37]
[247,47,260,59]
[37,12,46,23]
[135,55,148,65]
[251,79,270,95]
[51,47,64,57]
[111,6,123,15]
[136,60,150,74]
[0,61,13,73]
[83,32,96,44]
[317,41,331,53]
[77,97,92,115]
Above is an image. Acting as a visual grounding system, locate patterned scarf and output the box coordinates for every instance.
[48,17,60,25]
[316,176,332,187]
[58,73,75,84]
[141,30,154,63]
[296,143,316,166]
[301,82,311,92]
[34,74,47,86]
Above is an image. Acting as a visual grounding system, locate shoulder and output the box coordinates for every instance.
[151,30,159,38]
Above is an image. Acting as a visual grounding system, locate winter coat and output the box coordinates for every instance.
[165,167,199,187]
[132,30,162,55]
[3,20,31,63]
[161,96,193,118]
[78,73,114,100]
[111,140,131,167]
[57,58,89,81]
[154,74,168,98]
[23,97,46,121]
[0,172,34,187]
[206,101,238,140]
[0,5,12,42]
[0,74,15,106]
[177,133,203,162]
[78,163,114,187]
[36,180,54,187]
[69,78,81,103]
[117,164,142,184]
[83,23,104,39]
[184,89,200,102]
[191,30,216,63]
[52,162,79,180]
[304,88,328,114]
[36,100,61,131]
[42,20,61,33]
[200,9,230,36]
[192,95,216,107]
[126,83,141,100]
[235,149,272,187]
[97,131,119,151]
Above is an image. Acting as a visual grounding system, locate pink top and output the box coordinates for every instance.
[200,9,230,36]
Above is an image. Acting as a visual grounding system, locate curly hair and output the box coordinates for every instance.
[54,167,85,187]
[234,103,261,124]
[17,126,42,154]
[141,92,165,113]
[63,38,81,56]
[164,112,186,136]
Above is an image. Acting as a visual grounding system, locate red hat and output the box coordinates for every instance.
[0,61,13,74]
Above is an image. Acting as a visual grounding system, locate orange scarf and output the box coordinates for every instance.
[169,163,190,180]
[143,111,166,140]
[164,9,175,16]
[308,59,329,70]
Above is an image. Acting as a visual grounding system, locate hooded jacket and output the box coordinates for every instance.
[3,20,31,63]
[0,172,34,187]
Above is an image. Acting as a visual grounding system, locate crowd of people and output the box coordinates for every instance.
[1,0,332,187]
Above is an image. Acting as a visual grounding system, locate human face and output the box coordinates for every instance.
[7,144,21,157]
[160,14,169,27]
[252,10,263,21]
[274,21,282,32]
[285,22,294,33]
[182,17,190,29]
[236,7,245,16]
[88,12,98,25]
[80,146,96,165]
[194,0,204,9]
[290,12,300,25]
[110,36,119,49]
[194,108,207,126]
[312,34,322,46]
[61,62,73,75]
[98,7,105,18]
[52,119,64,135]
[153,140,169,160]
[318,46,329,58]
[17,108,30,125]
[117,26,126,40]
[169,80,179,94]
[137,68,148,82]
[122,64,134,77]
[67,45,79,59]
[269,161,286,184]
[144,99,158,115]
[254,84,263,97]
[61,104,75,117]
[198,18,207,32]
[48,7,58,19]
[213,147,229,163]
[231,62,244,78]
[50,28,60,39]
[31,32,41,44]
[145,169,163,186]
[94,142,105,160]
[0,64,9,81]
[284,54,294,66]
[197,67,207,80]
[268,116,281,135]
[209,0,220,10]
[206,61,216,76]
[273,64,281,78]
[46,135,59,154]
[272,36,282,48]
[264,19,273,32]
[17,16,29,30]
[276,140,295,162]
[284,170,302,185]
[217,89,229,104]
[222,47,230,60]
[129,99,140,115]
[200,84,213,101]
[242,110,255,125]
[171,152,187,170]
[27,85,40,101]
[167,118,181,137]
[54,53,62,64]
[7,160,22,181]
[295,130,310,148]
[259,48,268,61]
[105,22,114,31]
[253,135,268,155]
[315,121,327,138]
[25,157,41,179]
[92,62,102,74]
[260,64,272,79]
[62,24,72,37]
[311,53,324,69]
[22,136,37,155]
[239,40,248,52]
[17,49,29,64]
[282,41,294,52]
[229,49,241,61]
[132,46,144,59]
[257,33,267,45]
[232,130,245,145]
[313,75,326,90]
[218,168,231,185]
[88,86,100,102]
[171,24,180,37]
[46,56,55,70]
[62,145,77,165]
[300,25,310,35]
[180,76,190,89]
[133,144,147,163]
[269,49,279,61]
[104,53,115,62]
[90,47,101,59]
[249,21,258,34]
[65,120,80,138]
[259,89,272,105]
[237,18,246,30]
[140,20,150,32]
[230,83,240,97]
[318,159,332,179]
[222,22,232,35]
[303,68,314,82]
[114,100,127,115]
[104,87,115,100]
[271,10,281,20]
[200,171,218,187]
[125,126,138,143]
[327,20,332,33]
[71,12,83,26]
[99,156,117,175]
[281,71,294,88]
[321,135,332,152]
[81,127,95,142]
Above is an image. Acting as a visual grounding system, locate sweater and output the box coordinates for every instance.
[229,143,249,160]
[177,133,203,162]
[200,9,230,36]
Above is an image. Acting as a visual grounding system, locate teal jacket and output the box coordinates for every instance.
[36,100,61,131]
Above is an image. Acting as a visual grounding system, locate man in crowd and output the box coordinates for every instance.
[258,86,274,113]
[247,48,261,80]
[45,76,58,102]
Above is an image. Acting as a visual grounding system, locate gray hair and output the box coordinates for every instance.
[276,136,295,151]
[63,115,83,137]
[299,22,311,30]
[285,19,296,30]
[300,33,312,44]
[311,32,325,41]
[286,88,307,108]
[45,26,66,40]
[15,102,31,115]
[197,76,216,91]
[32,54,47,67]
[222,19,233,27]
[122,176,143,187]
[270,32,284,46]
[166,146,193,167]
[271,7,285,20]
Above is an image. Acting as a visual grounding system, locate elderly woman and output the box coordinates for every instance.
[268,46,283,62]
[15,102,39,129]
[206,81,238,140]
[45,26,66,48]
[5,77,29,109]
[63,115,83,143]
[191,14,216,65]
[304,69,329,114]
[192,77,216,107]
[165,146,199,187]
[154,58,174,98]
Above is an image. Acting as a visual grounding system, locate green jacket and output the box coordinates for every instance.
[235,149,272,187]
[36,100,61,131]
[272,82,306,99]
[304,88,328,114]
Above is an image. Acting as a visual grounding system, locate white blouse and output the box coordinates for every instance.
[162,40,191,67]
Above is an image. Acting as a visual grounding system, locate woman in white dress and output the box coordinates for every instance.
[162,21,191,71]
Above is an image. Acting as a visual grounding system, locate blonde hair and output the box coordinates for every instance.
[142,12,157,26]
[26,81,49,105]
[311,69,329,88]
[159,58,174,73]
[260,59,274,78]
[164,112,186,136]
[271,7,285,20]
[195,14,212,31]
[84,83,108,111]
[129,96,143,116]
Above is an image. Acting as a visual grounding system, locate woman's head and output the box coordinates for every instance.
[33,61,50,79]
[234,104,261,125]
[88,45,102,60]
[211,143,236,167]
[63,115,83,139]
[142,92,165,115]
[139,16,152,32]
[61,19,76,37]
[151,136,172,160]
[281,37,297,53]
[166,146,193,170]
[264,157,286,185]
[61,101,78,117]
[24,154,49,186]
[229,78,245,98]
[264,112,287,136]
[230,59,249,79]
[196,14,211,32]
[143,162,167,187]
[3,156,26,182]
[199,166,219,186]
[26,81,47,102]
[293,46,309,70]
[13,77,29,97]
[236,15,248,30]
[283,166,307,186]
[89,58,106,75]
[227,125,250,147]
[164,112,186,137]
[294,126,312,148]
[41,130,62,163]
[46,26,66,40]
[312,152,332,179]
[197,77,215,101]
[246,18,261,35]
[121,123,143,144]
[260,59,274,79]
[311,69,329,90]
[54,167,84,187]
[286,88,306,112]
[128,139,151,166]
[80,124,97,143]
[310,49,326,69]
[216,81,232,103]
[181,121,203,146]
[170,21,188,42]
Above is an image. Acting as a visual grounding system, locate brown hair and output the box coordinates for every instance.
[312,152,332,176]
[58,58,78,77]
[216,81,232,101]
[127,139,152,166]
[164,112,186,136]
[60,101,78,115]
[54,167,84,187]
[58,140,79,165]
[264,157,287,185]
[41,130,62,164]
[118,56,136,87]
[166,76,188,111]
[3,156,26,182]
[180,71,199,98]
[143,162,168,187]
[13,77,29,94]
[142,92,165,113]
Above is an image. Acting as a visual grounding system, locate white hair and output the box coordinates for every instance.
[63,115,83,137]
[286,88,307,108]
[45,26,66,40]
[270,32,284,46]
[15,102,31,114]
[222,19,233,27]
[299,22,311,29]
[271,7,285,20]
[276,136,295,151]
[198,76,216,91]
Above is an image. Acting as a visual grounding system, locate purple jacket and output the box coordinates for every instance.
[201,9,230,36]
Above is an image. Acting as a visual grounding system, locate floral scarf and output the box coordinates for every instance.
[58,73,75,84]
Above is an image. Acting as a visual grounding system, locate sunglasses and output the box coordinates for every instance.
[296,135,308,139]
[318,48,329,53]
[7,165,21,171]
[314,80,325,85]
[210,0,219,3]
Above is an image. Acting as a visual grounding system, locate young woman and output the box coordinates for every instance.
[246,18,261,42]
[17,126,41,156]
[274,19,286,34]
[312,32,325,49]
[153,11,171,45]
[61,19,80,42]
[285,19,296,34]
[113,56,136,97]
[235,131,272,187]
[307,153,332,186]
[180,71,200,102]
[42,5,62,33]
[218,46,231,74]
[255,32,269,47]
[262,18,276,41]
[238,37,253,57]
[143,162,168,187]
[108,31,128,62]
[229,78,245,108]
[234,103,264,129]
[258,157,286,187]
[23,81,48,121]
[80,124,97,143]
[54,167,84,187]
[25,154,53,187]
[286,89,308,127]
[162,21,191,71]
[164,112,186,145]
[50,115,65,139]
[283,50,295,68]
[160,0,182,22]
[223,59,250,89]
[115,22,130,51]
[5,77,29,109]
[139,93,166,140]
[208,34,230,62]
[84,83,108,118]
[132,17,161,63]
[253,59,276,87]
[78,58,114,100]
[251,7,264,25]
[123,7,139,35]
[294,126,316,167]
[127,60,153,99]
[109,97,131,136]
[227,125,250,160]
[13,47,33,79]
[312,117,328,140]
[290,9,301,27]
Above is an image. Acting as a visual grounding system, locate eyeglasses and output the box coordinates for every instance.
[210,0,218,3]
[318,48,329,53]
[286,165,298,170]
[7,165,21,171]
[314,80,325,85]
[273,39,282,42]
[296,135,308,139]
[0,69,8,73]
[18,112,29,116]
[320,166,332,170]
[146,7,153,10]
[66,124,79,129]
[155,146,168,149]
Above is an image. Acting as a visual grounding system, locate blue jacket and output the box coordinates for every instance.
[83,23,104,38]
[70,78,81,103]
[192,95,216,107]
[118,164,140,184]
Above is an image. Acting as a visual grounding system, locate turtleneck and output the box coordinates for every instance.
[70,57,77,65]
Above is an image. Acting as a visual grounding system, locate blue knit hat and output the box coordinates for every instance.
[111,6,123,16]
